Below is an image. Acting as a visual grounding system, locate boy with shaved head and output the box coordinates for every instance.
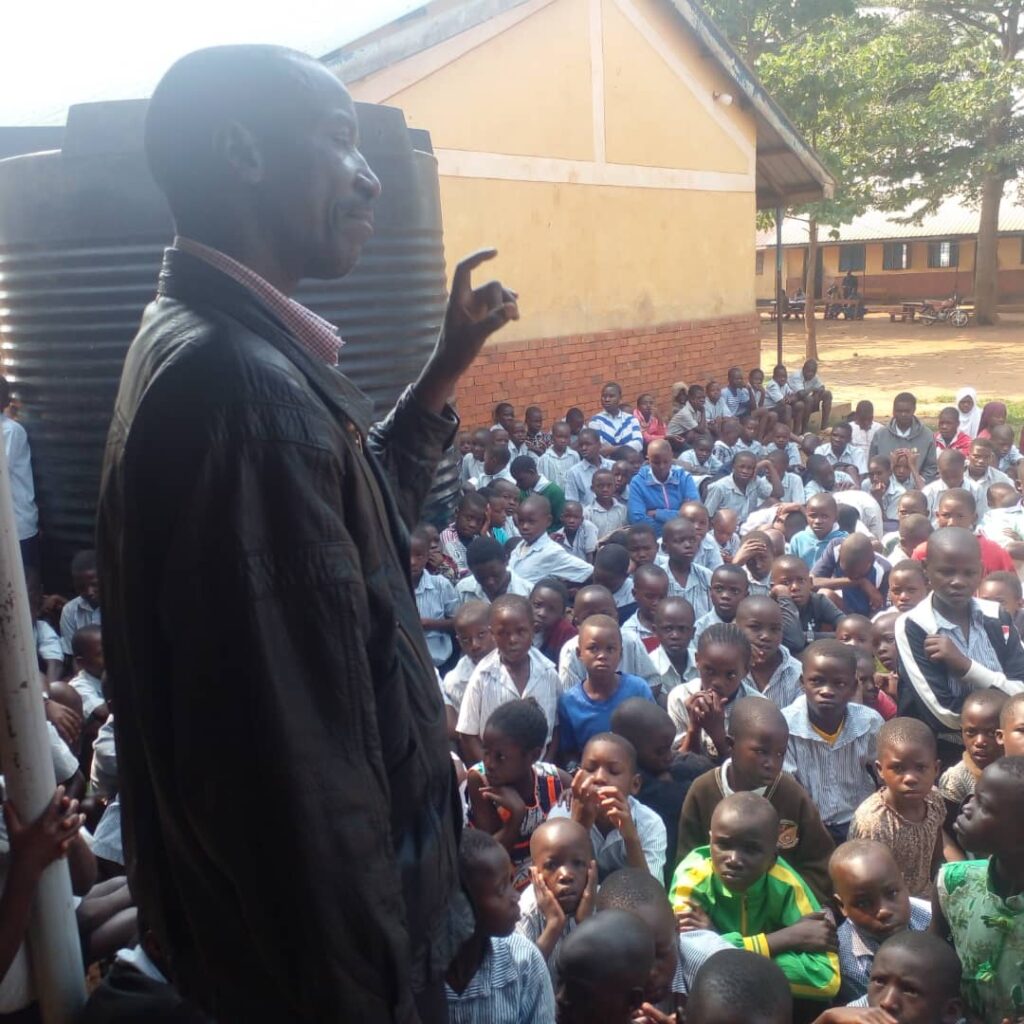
[896,527,1024,765]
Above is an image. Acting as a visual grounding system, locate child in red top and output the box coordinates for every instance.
[934,405,972,456]
[853,645,896,720]
[634,393,666,448]
[911,489,1014,575]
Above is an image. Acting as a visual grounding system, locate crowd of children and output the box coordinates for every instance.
[8,369,1024,1023]
[414,370,1024,1022]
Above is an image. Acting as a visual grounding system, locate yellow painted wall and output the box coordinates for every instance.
[998,236,1024,267]
[380,0,595,160]
[440,176,755,339]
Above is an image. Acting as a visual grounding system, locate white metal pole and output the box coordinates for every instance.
[0,426,86,1022]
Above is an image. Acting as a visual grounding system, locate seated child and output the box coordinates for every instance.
[735,596,804,708]
[771,554,843,646]
[833,613,874,650]
[703,451,780,525]
[611,698,712,883]
[440,492,489,577]
[621,563,669,652]
[558,585,658,694]
[848,718,944,899]
[935,404,972,456]
[549,732,667,880]
[458,536,532,605]
[59,549,102,658]
[765,422,803,469]
[678,697,835,904]
[829,839,933,1002]
[789,494,847,569]
[669,623,762,762]
[612,459,638,497]
[692,564,750,652]
[677,434,722,480]
[524,405,551,455]
[442,601,495,737]
[411,525,458,668]
[939,688,1006,810]
[918,489,1015,575]
[890,511,933,562]
[564,428,612,505]
[557,616,654,760]
[530,578,577,665]
[686,948,793,1024]
[553,909,654,1024]
[558,501,598,562]
[784,640,883,844]
[509,496,594,589]
[978,482,1024,562]
[457,594,561,764]
[880,489,930,555]
[895,527,1024,759]
[625,521,660,569]
[853,646,896,722]
[863,455,905,529]
[711,417,742,468]
[651,597,698,695]
[811,534,890,617]
[990,423,1022,477]
[998,691,1024,755]
[670,792,841,1002]
[977,569,1024,636]
[591,544,636,622]
[935,755,1024,1024]
[585,469,628,540]
[516,818,596,970]
[767,447,806,505]
[886,559,929,613]
[680,500,725,572]
[69,624,107,725]
[512,456,565,529]
[482,479,521,546]
[445,831,555,1021]
[468,700,571,891]
[537,420,581,492]
[712,508,740,563]
[661,517,714,619]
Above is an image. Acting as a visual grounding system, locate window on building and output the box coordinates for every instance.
[882,242,911,270]
[838,245,866,272]
[927,240,959,268]
[755,251,765,275]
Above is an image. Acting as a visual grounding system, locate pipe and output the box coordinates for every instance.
[775,205,784,366]
[0,431,86,1022]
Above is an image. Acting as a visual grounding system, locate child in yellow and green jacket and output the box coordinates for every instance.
[669,791,840,1002]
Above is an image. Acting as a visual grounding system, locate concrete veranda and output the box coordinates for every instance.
[759,313,1024,421]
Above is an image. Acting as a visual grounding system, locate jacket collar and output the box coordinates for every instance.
[157,247,375,436]
[904,591,1002,633]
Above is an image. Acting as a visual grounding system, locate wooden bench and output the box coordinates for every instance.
[888,302,919,322]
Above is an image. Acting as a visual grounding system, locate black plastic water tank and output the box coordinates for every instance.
[0,98,455,586]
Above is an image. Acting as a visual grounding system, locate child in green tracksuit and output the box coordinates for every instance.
[669,791,840,1003]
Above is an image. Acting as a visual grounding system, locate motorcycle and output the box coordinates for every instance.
[919,294,969,328]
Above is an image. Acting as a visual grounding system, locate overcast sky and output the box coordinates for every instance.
[1,0,422,126]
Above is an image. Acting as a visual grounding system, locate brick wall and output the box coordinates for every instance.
[455,312,760,428]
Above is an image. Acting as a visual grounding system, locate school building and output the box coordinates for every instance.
[326,0,832,425]
[755,196,1024,306]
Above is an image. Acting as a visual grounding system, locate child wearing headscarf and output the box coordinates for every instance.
[956,386,981,438]
[978,401,1007,439]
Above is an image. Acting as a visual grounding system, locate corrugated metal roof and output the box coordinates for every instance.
[756,193,1024,248]
[323,0,834,208]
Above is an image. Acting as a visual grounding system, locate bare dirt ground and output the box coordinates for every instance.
[758,312,1024,419]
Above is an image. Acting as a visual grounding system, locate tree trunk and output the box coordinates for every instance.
[804,217,819,361]
[974,170,1005,325]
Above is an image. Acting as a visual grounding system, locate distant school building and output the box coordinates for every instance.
[327,0,832,424]
[755,196,1024,306]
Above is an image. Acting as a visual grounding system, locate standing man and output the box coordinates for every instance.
[96,46,517,1023]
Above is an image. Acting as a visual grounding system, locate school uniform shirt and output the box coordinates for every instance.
[965,466,1014,516]
[649,645,697,699]
[564,457,614,505]
[722,386,754,419]
[764,440,803,469]
[689,608,726,658]
[59,595,102,656]
[1,415,39,541]
[743,566,773,597]
[557,672,655,755]
[810,541,890,618]
[815,443,868,474]
[69,668,105,719]
[666,677,764,758]
[693,533,725,571]
[442,655,478,714]
[548,794,667,882]
[734,438,766,460]
[836,897,931,1001]
[937,859,1024,1024]
[703,474,773,523]
[833,488,884,540]
[779,472,806,505]
[457,647,560,743]
[584,498,628,538]
[510,442,537,465]
[782,696,883,827]
[788,527,849,569]
[704,396,730,423]
[444,933,554,1024]
[745,646,804,708]
[460,452,485,485]
[667,402,703,435]
[516,883,577,982]
[440,525,473,578]
[536,447,580,492]
[621,611,658,651]
[91,714,118,799]
[587,409,643,451]
[895,593,1024,741]
[789,370,825,393]
[804,471,855,500]
[999,444,1023,474]
[922,475,986,518]
[979,504,1024,561]
[671,931,736,997]
[34,619,63,664]
[559,520,599,561]
[676,451,722,478]
[763,380,794,410]
[664,562,714,619]
[849,421,884,463]
[711,439,737,466]
[508,532,593,587]
[414,571,459,667]
[861,476,905,522]
[455,572,532,606]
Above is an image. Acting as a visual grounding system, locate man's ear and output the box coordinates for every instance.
[214,121,265,185]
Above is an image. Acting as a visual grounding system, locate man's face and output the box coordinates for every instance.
[893,399,915,431]
[259,69,381,282]
[830,425,851,455]
[601,386,621,414]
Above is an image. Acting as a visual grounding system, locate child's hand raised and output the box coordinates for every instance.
[569,770,598,830]
[530,867,566,930]
[595,785,637,840]
[575,860,599,923]
[6,786,84,884]
[479,784,527,823]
